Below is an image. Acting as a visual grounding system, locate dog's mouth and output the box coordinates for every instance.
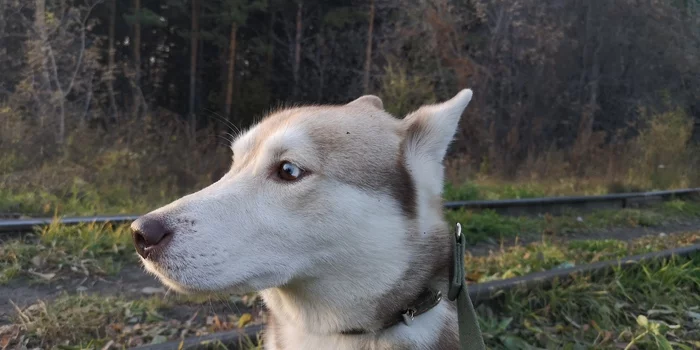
[141,258,202,293]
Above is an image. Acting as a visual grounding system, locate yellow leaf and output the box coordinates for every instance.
[466,271,483,282]
[237,313,252,328]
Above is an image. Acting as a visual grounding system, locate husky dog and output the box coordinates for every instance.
[131,89,475,349]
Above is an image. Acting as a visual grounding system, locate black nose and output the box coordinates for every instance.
[131,216,172,259]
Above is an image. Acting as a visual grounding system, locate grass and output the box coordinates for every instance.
[465,231,700,283]
[0,221,134,284]
[2,200,700,285]
[441,178,641,202]
[480,254,700,349]
[3,232,700,349]
[471,231,700,349]
[443,181,549,201]
[448,199,700,244]
[10,294,168,348]
[5,292,264,349]
[0,187,174,217]
[0,175,676,218]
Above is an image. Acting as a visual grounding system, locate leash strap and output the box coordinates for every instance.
[448,223,486,350]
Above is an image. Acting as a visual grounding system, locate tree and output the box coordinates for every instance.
[107,0,117,121]
[292,0,302,99]
[190,0,199,133]
[362,0,374,94]
[201,0,266,119]
[132,0,141,119]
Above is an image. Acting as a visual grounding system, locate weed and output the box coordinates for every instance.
[448,199,700,244]
[10,294,168,348]
[465,231,700,283]
[0,221,134,284]
[4,292,266,349]
[480,253,700,349]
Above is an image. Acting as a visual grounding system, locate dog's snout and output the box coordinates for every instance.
[131,216,173,259]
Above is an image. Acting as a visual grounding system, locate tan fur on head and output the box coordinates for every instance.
[347,95,384,110]
[132,89,474,350]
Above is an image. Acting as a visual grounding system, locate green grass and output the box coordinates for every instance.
[0,177,655,217]
[0,187,172,217]
[442,177,681,202]
[0,221,135,284]
[448,199,700,244]
[443,181,549,201]
[480,254,700,349]
[465,231,700,283]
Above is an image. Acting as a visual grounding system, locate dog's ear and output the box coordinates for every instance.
[402,89,473,161]
[347,95,384,110]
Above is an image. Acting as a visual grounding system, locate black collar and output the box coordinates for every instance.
[339,288,443,335]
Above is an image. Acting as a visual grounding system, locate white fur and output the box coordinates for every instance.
[266,302,454,350]
[133,89,474,349]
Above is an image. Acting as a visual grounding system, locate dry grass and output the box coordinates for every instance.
[2,97,698,219]
[4,293,265,349]
[0,221,134,284]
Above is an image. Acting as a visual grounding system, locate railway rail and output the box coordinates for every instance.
[2,187,699,233]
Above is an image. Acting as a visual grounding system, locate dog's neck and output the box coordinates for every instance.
[338,287,444,335]
[259,221,454,347]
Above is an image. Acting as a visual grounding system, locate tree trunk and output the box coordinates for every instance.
[292,1,302,99]
[316,30,324,102]
[0,0,5,40]
[0,0,4,81]
[189,0,199,134]
[362,0,375,94]
[132,0,141,119]
[219,38,228,116]
[34,0,52,130]
[224,23,237,119]
[107,0,117,121]
[266,9,276,103]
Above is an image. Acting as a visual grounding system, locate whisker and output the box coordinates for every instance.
[204,108,241,137]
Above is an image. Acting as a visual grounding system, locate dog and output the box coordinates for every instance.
[131,89,475,349]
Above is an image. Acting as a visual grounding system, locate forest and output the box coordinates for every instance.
[0,0,699,213]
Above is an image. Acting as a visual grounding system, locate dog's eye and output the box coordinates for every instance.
[278,161,304,181]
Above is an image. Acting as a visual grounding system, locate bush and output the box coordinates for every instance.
[378,59,436,117]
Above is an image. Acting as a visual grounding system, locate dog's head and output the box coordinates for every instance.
[131,89,473,295]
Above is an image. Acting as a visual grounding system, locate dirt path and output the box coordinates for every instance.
[2,219,700,326]
[0,265,158,324]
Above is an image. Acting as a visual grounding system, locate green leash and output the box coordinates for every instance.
[448,223,486,350]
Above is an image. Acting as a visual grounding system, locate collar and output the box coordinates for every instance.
[339,287,443,335]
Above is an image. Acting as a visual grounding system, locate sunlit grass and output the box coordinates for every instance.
[0,187,171,217]
[447,199,700,244]
[0,221,135,284]
[480,253,700,349]
[465,231,700,283]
